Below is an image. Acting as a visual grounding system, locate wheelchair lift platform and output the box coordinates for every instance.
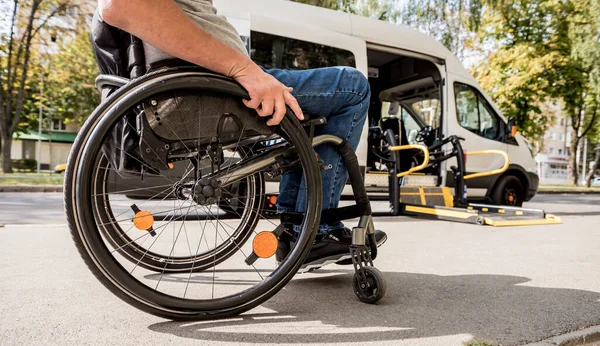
[399,194,562,226]
[387,141,561,227]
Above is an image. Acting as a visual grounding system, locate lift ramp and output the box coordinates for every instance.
[400,197,561,226]
[389,144,561,226]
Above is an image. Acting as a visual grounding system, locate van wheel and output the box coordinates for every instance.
[491,175,524,207]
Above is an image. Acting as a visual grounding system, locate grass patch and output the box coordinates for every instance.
[0,173,64,185]
[463,339,500,346]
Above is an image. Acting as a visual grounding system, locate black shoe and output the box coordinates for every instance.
[275,226,388,270]
[275,226,351,266]
[298,228,353,272]
[301,228,388,272]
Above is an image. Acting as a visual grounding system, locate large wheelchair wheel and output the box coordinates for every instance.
[65,68,322,320]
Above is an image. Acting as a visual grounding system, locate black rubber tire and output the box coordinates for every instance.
[64,67,322,320]
[491,175,525,207]
[352,266,387,304]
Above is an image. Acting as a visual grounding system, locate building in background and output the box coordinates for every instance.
[535,115,571,185]
[11,120,78,171]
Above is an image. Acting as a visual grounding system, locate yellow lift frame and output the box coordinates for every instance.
[388,142,561,226]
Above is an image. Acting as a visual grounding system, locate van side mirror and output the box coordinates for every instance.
[506,116,517,137]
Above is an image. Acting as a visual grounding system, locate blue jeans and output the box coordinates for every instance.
[263,67,371,235]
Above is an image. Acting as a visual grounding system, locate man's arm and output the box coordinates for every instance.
[98,0,302,125]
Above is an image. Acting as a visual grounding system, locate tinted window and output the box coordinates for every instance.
[250,31,356,70]
[401,107,421,144]
[410,99,441,130]
[454,83,501,140]
[380,101,422,144]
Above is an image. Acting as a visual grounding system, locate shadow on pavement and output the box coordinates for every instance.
[147,270,600,345]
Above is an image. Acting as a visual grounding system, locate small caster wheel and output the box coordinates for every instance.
[352,266,387,304]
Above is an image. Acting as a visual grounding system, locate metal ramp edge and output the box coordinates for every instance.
[401,203,562,226]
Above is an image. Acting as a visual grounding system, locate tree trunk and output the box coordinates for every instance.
[568,135,579,185]
[1,134,13,173]
[586,145,600,187]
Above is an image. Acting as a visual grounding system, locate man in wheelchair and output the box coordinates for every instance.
[96,0,386,271]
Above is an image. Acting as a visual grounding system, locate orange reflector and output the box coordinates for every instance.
[168,163,174,169]
[252,231,278,259]
[511,125,518,137]
[133,210,154,230]
[268,195,277,205]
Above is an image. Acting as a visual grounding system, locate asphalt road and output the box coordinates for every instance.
[1,192,598,225]
[1,193,599,345]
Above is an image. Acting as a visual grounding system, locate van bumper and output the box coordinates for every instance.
[525,172,539,201]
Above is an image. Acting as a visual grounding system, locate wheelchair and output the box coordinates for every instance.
[64,29,386,319]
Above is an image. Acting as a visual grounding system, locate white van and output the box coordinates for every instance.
[217,0,539,206]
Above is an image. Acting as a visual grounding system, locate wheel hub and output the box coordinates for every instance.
[193,178,223,205]
[505,189,517,206]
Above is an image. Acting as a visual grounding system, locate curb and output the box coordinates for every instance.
[537,190,600,195]
[0,185,63,193]
[525,325,600,346]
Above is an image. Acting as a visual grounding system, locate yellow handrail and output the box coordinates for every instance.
[389,144,430,178]
[464,150,510,180]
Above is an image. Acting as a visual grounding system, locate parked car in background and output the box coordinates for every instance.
[54,163,67,173]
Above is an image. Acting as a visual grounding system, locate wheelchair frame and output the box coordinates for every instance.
[66,64,387,321]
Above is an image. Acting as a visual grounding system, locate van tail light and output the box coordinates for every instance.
[463,151,468,166]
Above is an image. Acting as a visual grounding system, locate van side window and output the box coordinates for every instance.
[454,83,500,140]
[250,31,356,70]
[401,107,421,144]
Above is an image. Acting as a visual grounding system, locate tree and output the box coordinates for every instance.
[398,0,509,60]
[291,0,400,21]
[19,30,99,133]
[468,0,599,185]
[0,0,89,173]
[555,0,600,185]
[471,0,564,145]
[573,0,600,186]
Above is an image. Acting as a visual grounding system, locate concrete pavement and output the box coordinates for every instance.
[1,194,600,345]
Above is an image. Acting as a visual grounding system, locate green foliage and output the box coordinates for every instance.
[291,0,400,21]
[398,0,505,58]
[471,0,600,184]
[20,31,99,131]
[463,339,499,346]
[471,0,565,143]
[11,158,37,172]
[400,0,472,57]
[559,0,600,132]
[0,0,93,172]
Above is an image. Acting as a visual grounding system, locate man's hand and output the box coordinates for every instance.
[232,63,304,126]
